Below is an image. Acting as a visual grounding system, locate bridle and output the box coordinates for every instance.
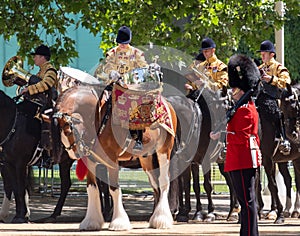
[283,88,300,143]
[53,110,115,169]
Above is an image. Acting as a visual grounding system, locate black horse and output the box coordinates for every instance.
[0,90,76,223]
[255,83,300,223]
[167,88,239,222]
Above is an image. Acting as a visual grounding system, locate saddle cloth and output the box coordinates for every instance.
[112,83,175,137]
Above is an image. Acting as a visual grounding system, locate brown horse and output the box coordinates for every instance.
[52,84,177,230]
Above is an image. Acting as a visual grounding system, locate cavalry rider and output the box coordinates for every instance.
[20,44,58,166]
[185,37,229,161]
[102,25,148,151]
[185,37,228,92]
[256,40,291,155]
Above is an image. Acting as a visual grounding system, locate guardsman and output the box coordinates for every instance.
[256,40,291,155]
[102,26,148,151]
[211,54,261,236]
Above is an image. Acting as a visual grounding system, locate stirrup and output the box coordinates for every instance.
[133,140,143,152]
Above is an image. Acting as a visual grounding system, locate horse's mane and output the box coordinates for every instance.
[0,90,15,108]
[56,85,104,107]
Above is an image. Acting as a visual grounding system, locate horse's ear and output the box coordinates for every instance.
[287,83,292,95]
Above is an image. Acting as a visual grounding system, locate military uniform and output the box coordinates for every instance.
[258,57,290,97]
[187,47,228,91]
[102,26,148,151]
[225,54,261,236]
[103,45,148,78]
[28,61,58,95]
[196,54,228,91]
[256,40,291,155]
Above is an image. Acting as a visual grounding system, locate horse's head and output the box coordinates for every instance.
[52,86,100,163]
[281,83,300,144]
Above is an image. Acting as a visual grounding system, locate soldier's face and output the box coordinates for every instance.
[118,43,129,50]
[260,52,273,63]
[202,48,215,59]
[33,55,46,67]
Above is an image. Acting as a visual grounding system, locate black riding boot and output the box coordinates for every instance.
[130,130,143,151]
[41,121,52,151]
[278,112,291,155]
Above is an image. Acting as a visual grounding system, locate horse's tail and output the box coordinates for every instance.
[76,157,88,181]
[51,114,63,163]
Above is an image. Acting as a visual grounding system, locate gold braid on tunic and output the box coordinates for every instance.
[28,62,58,95]
[258,57,291,89]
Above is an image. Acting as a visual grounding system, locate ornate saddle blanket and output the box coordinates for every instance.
[112,83,175,137]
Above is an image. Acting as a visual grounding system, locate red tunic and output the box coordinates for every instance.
[224,100,261,172]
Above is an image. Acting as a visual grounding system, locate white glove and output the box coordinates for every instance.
[109,70,121,81]
[210,131,221,140]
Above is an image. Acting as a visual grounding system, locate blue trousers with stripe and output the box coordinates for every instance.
[230,168,259,236]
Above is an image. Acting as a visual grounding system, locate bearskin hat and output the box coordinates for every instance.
[228,54,260,92]
[116,26,132,44]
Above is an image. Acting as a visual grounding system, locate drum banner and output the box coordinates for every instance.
[112,83,175,137]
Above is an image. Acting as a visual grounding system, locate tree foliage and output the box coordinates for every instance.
[0,0,299,79]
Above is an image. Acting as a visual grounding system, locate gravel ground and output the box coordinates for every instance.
[0,193,299,235]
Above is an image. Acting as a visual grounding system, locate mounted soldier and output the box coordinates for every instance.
[2,44,58,167]
[256,40,291,156]
[99,26,162,152]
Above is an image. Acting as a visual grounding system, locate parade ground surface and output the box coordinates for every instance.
[0,193,299,236]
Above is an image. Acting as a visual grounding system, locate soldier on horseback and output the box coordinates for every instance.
[256,40,291,155]
[185,37,229,161]
[101,26,149,151]
[19,44,58,167]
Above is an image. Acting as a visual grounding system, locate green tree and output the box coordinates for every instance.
[0,0,299,80]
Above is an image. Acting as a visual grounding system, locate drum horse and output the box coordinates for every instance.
[51,69,178,230]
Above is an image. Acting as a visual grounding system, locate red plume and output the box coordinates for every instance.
[76,157,88,181]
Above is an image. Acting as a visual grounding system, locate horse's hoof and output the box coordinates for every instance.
[204,212,215,222]
[43,216,57,223]
[291,211,300,218]
[11,217,28,223]
[283,211,291,218]
[274,217,285,224]
[265,210,277,220]
[176,214,189,222]
[191,211,204,222]
[227,213,239,222]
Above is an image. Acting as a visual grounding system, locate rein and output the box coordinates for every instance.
[0,108,18,147]
[97,95,112,135]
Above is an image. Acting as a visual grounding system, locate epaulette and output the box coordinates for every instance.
[106,48,116,57]
[133,47,144,57]
[218,61,227,71]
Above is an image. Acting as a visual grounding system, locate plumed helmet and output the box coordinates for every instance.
[116,26,132,44]
[201,37,216,50]
[30,44,51,57]
[228,54,260,92]
[256,40,276,54]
